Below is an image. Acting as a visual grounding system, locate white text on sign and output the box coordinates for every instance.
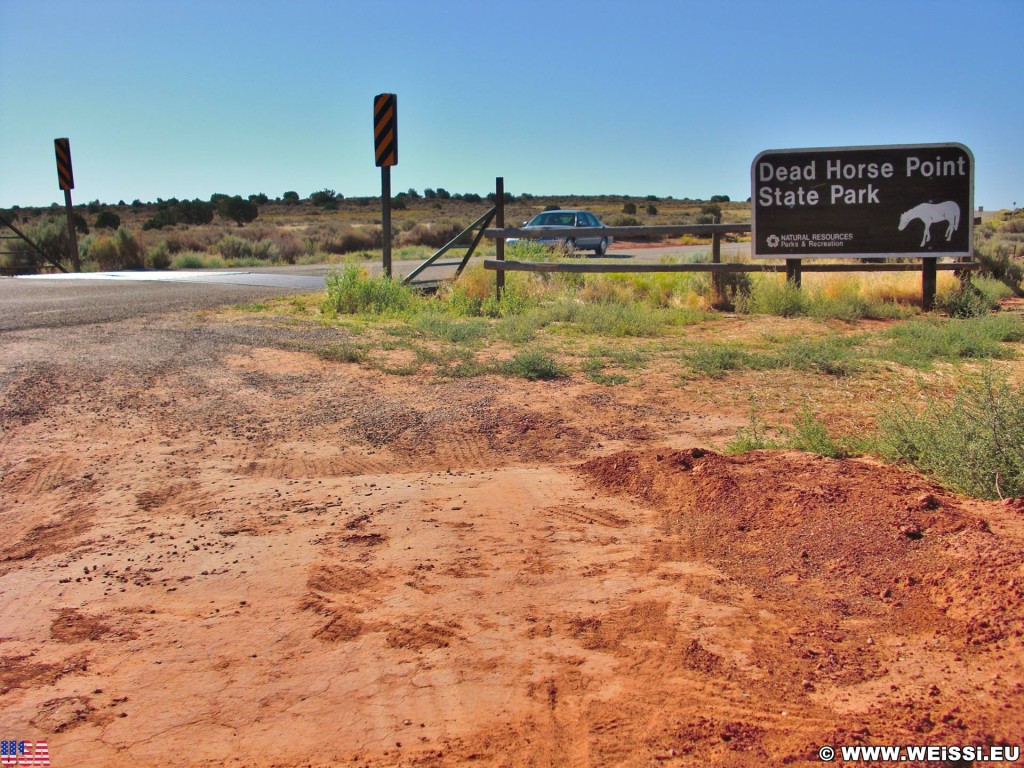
[757,154,968,208]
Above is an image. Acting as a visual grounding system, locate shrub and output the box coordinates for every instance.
[936,282,994,318]
[164,231,215,253]
[147,241,172,270]
[84,227,143,270]
[622,202,637,215]
[748,276,809,317]
[178,199,215,225]
[700,202,722,218]
[212,234,279,263]
[882,315,1023,368]
[94,210,121,230]
[323,265,414,315]
[11,215,72,266]
[413,315,489,344]
[171,252,205,269]
[396,220,468,249]
[609,215,642,227]
[316,342,367,363]
[685,346,761,378]
[499,349,565,380]
[142,209,176,230]
[217,234,252,261]
[569,301,671,337]
[685,334,863,378]
[143,199,215,230]
[773,335,863,376]
[975,239,1022,285]
[217,196,258,226]
[725,409,780,453]
[646,204,658,216]
[84,236,119,270]
[318,224,381,254]
[877,368,1024,499]
[786,405,847,459]
[971,277,1016,311]
[310,189,339,209]
[282,191,300,204]
[268,230,303,264]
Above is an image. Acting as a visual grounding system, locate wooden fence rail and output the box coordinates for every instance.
[482,259,976,275]
[481,177,975,310]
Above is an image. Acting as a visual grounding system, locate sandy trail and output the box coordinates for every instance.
[1,316,1021,766]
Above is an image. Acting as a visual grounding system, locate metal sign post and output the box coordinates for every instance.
[54,137,81,272]
[374,94,397,278]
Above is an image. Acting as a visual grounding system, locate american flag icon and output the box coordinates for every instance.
[0,741,50,767]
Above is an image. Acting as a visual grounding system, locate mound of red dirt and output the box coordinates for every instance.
[581,447,1024,653]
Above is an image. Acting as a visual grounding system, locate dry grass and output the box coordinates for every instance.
[8,194,754,267]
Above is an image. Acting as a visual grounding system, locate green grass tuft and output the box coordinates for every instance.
[876,368,1024,499]
[499,349,566,380]
[881,315,1023,368]
[322,265,416,316]
[316,342,368,364]
[684,346,763,378]
[786,405,847,459]
[725,408,781,453]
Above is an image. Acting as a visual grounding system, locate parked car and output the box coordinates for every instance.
[507,209,613,256]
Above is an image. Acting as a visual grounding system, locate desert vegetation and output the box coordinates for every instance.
[222,246,1024,501]
[1,190,750,272]
[5,193,1023,501]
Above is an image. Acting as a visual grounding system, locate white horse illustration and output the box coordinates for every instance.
[898,201,961,248]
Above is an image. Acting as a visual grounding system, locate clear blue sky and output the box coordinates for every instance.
[1,0,1021,209]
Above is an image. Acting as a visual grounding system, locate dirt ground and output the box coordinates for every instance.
[1,310,1022,767]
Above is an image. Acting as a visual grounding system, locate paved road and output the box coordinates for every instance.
[0,266,333,332]
[0,243,748,332]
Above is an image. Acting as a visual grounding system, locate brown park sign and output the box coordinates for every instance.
[751,143,973,258]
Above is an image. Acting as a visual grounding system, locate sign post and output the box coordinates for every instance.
[374,94,397,278]
[54,137,81,272]
[752,143,973,309]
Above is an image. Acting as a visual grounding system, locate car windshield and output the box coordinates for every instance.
[529,212,576,227]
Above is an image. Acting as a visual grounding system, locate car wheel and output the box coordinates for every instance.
[564,238,576,253]
[593,237,608,257]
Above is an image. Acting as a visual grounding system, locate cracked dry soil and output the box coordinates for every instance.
[1,312,1022,767]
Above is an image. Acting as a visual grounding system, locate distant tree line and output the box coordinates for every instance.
[5,190,738,229]
[141,194,261,229]
[142,198,216,230]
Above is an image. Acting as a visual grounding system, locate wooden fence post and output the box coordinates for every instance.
[495,177,505,299]
[922,258,937,311]
[710,226,726,309]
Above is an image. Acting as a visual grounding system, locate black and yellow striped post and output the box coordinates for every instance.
[373,94,397,168]
[54,138,81,271]
[54,138,75,191]
[374,94,397,277]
